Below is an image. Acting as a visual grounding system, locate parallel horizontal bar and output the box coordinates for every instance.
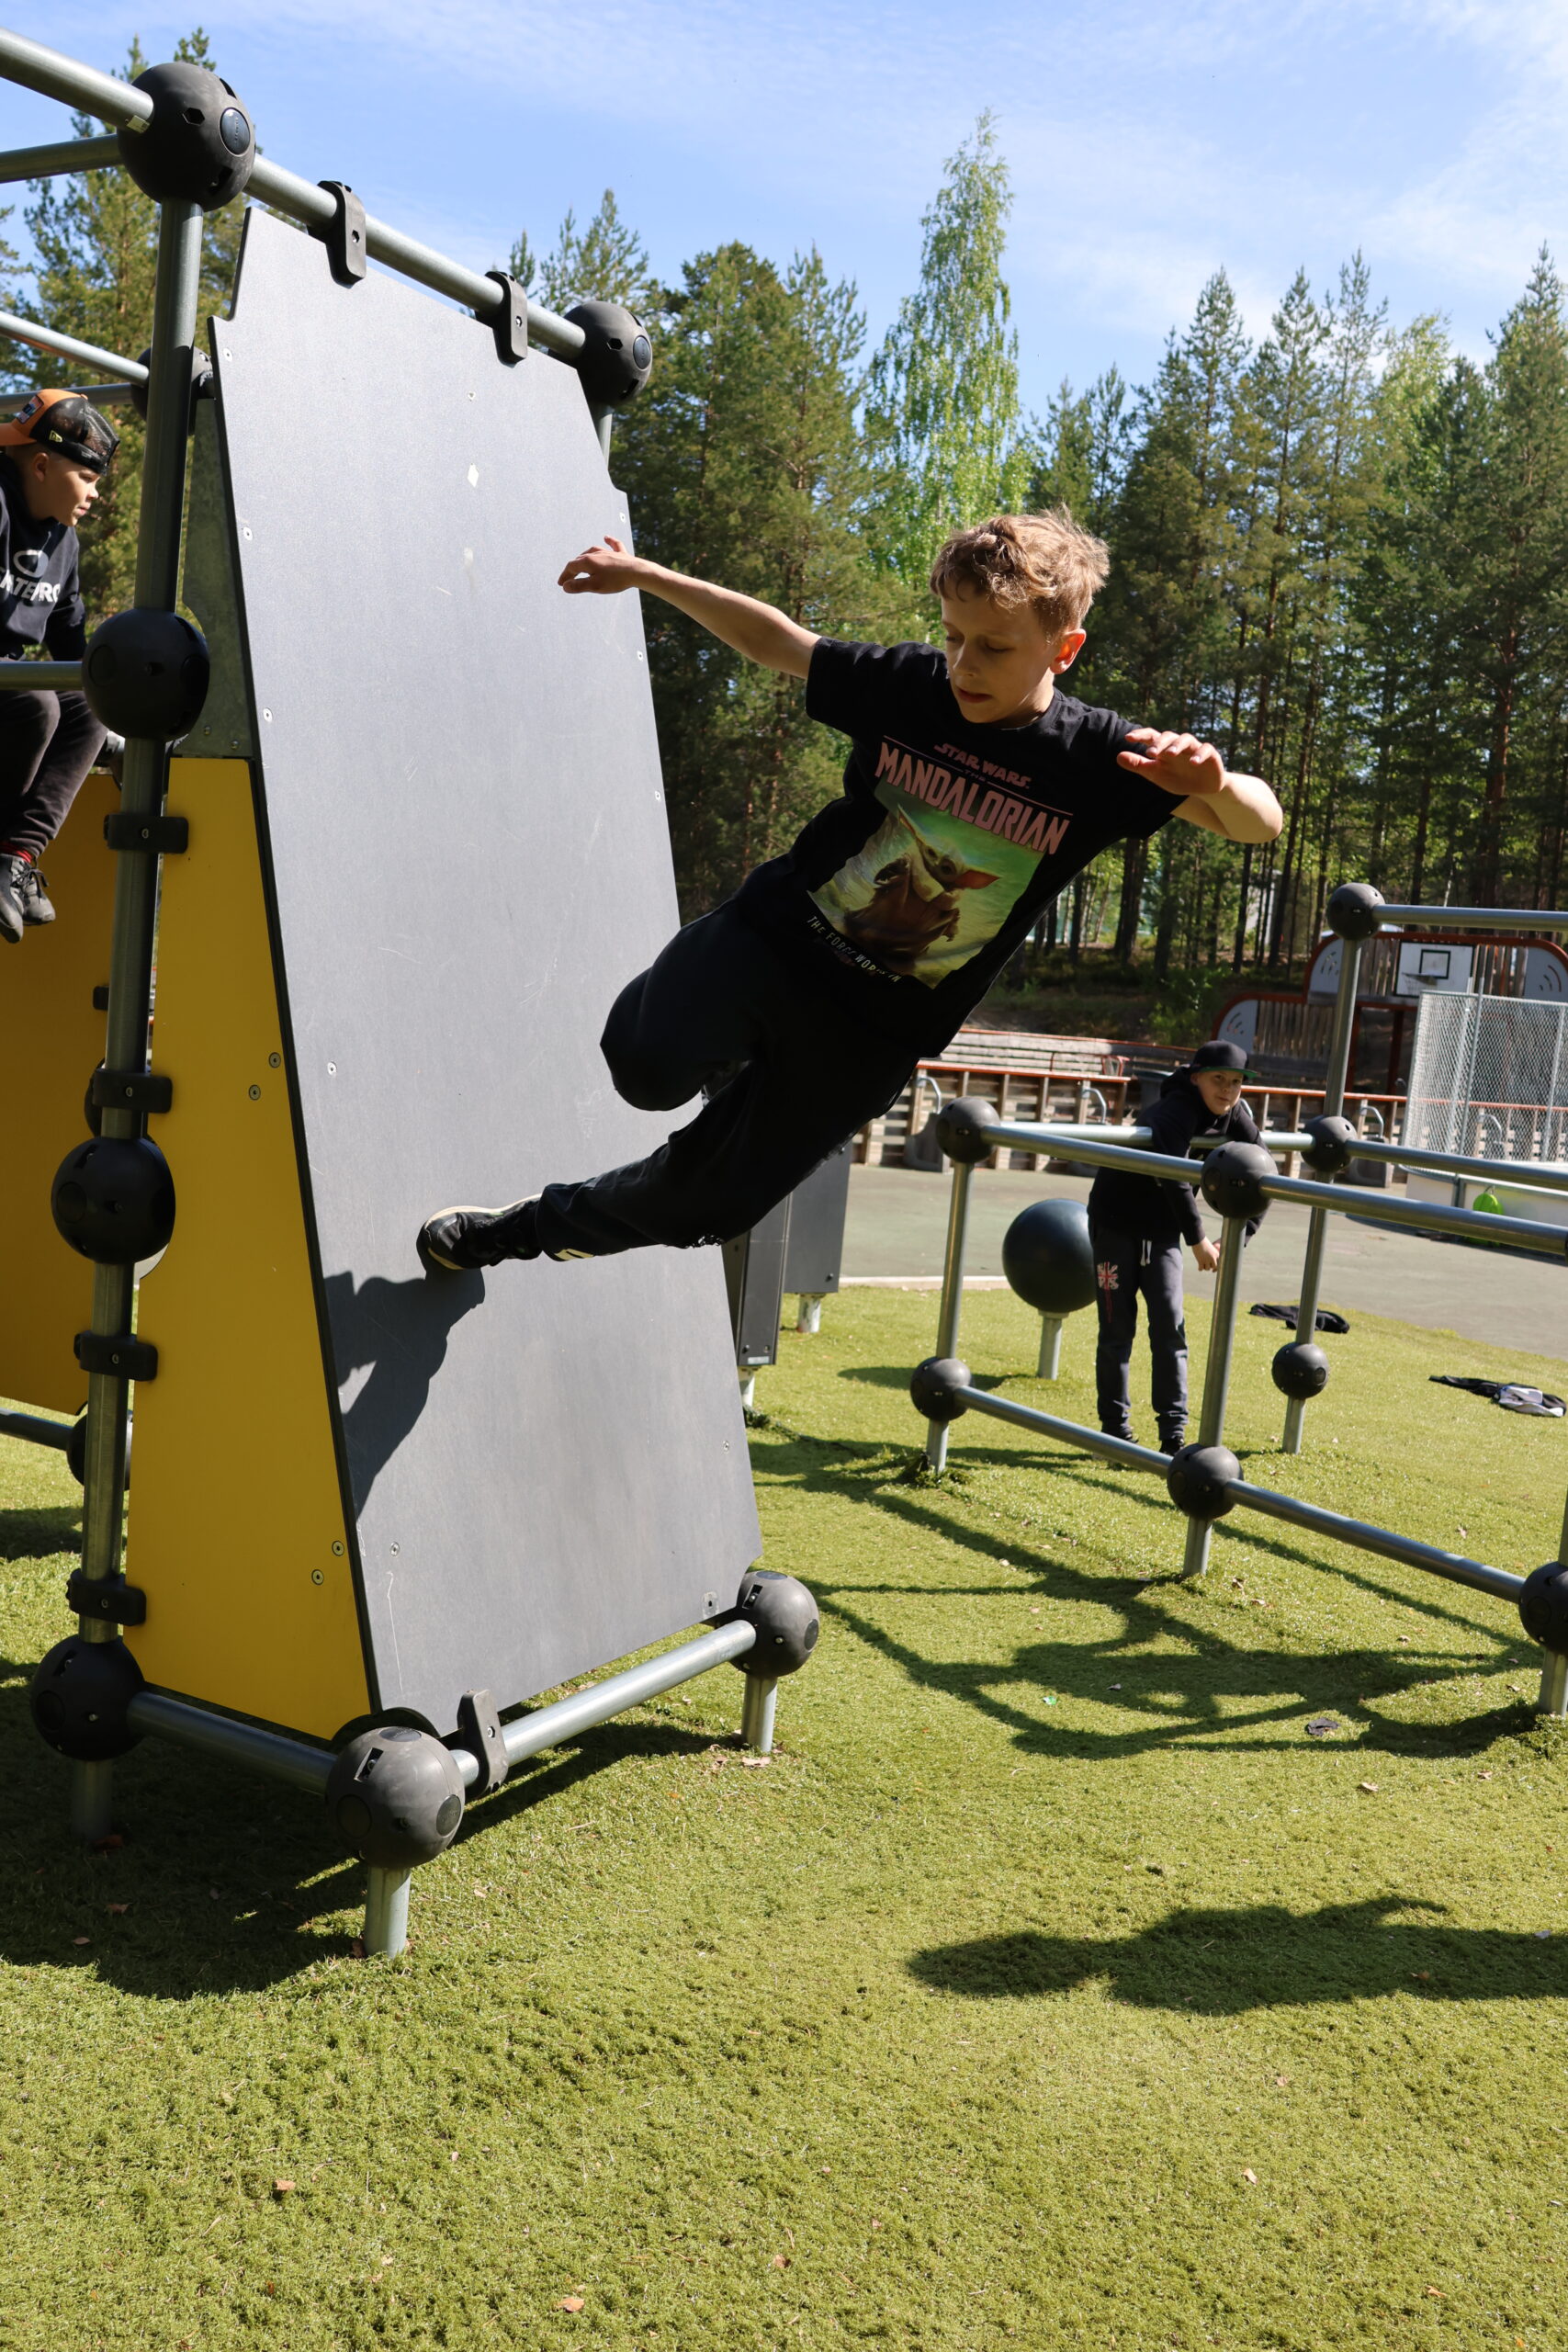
[128,1690,333,1794]
[0,31,152,130]
[958,1120,1568,1253]
[0,380,137,414]
[1231,1482,1524,1602]
[950,1383,1168,1475]
[0,662,82,692]
[245,156,586,362]
[926,1382,1523,1605]
[496,1619,758,1775]
[1023,1119,1568,1201]
[0,131,121,182]
[1373,903,1568,934]
[0,1408,72,1451]
[1033,1123,1313,1156]
[0,306,147,382]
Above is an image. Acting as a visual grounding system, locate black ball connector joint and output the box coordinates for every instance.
[1001,1198,1098,1317]
[1301,1114,1357,1178]
[1198,1139,1277,1225]
[83,610,209,741]
[565,302,654,407]
[728,1569,820,1678]
[1271,1340,1329,1402]
[51,1136,175,1266]
[326,1725,466,1871]
[117,62,254,209]
[1518,1564,1568,1656]
[934,1096,998,1166]
[1165,1442,1241,1521]
[29,1635,144,1760]
[1326,881,1386,942]
[909,1355,973,1424]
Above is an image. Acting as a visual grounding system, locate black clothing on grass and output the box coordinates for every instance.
[737,638,1179,1056]
[523,638,1180,1262]
[0,454,101,858]
[1088,1072,1262,1441]
[1087,1070,1261,1247]
[1090,1228,1190,1445]
[528,902,919,1261]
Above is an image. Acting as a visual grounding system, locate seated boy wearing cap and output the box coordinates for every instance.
[1086,1039,1261,1454]
[0,388,120,945]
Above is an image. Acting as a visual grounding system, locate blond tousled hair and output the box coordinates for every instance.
[930,508,1111,642]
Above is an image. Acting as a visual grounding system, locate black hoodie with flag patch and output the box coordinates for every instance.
[1088,1069,1261,1247]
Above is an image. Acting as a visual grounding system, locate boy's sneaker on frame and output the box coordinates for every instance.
[417,1196,541,1274]
[0,852,31,944]
[22,865,54,925]
[1158,1426,1187,1457]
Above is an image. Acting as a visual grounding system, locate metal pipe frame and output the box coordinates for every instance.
[491,1619,760,1774]
[0,1408,73,1452]
[976,1115,1568,1200]
[1282,931,1363,1450]
[0,662,82,692]
[0,130,120,182]
[1182,1211,1247,1579]
[0,382,138,414]
[0,306,148,382]
[925,1159,976,1471]
[1372,903,1568,935]
[0,35,591,368]
[930,1377,1525,1604]
[1036,1316,1064,1380]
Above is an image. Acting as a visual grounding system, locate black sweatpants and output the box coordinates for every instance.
[1090,1220,1189,1442]
[0,687,105,859]
[533,903,919,1260]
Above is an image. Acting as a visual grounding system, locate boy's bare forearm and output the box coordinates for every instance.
[1203,769,1283,844]
[637,562,818,676]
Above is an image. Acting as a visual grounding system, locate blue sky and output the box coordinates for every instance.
[1,2,1563,416]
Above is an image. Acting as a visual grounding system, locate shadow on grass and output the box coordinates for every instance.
[0,1662,715,1998]
[908,1895,1566,2012]
[0,1504,79,1564]
[750,1426,1530,1762]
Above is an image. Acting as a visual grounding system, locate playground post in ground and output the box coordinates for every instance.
[1282,901,1368,1455]
[1181,1207,1247,1580]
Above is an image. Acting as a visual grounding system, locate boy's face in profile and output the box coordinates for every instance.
[940,584,1086,728]
[1193,1068,1246,1116]
[20,448,101,529]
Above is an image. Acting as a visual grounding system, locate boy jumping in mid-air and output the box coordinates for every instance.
[1087,1038,1261,1454]
[418,509,1282,1275]
[0,388,120,945]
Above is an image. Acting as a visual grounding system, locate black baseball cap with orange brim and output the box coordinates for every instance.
[0,388,119,474]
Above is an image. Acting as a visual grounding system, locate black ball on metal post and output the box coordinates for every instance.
[325,1726,466,1870]
[83,610,209,741]
[1301,1114,1357,1177]
[1001,1198,1097,1317]
[1325,882,1386,941]
[117,62,255,209]
[910,1356,973,1423]
[1271,1340,1330,1400]
[51,1136,175,1265]
[29,1635,144,1759]
[1518,1564,1568,1655]
[728,1570,820,1677]
[1198,1140,1276,1224]
[564,302,653,406]
[934,1097,998,1166]
[1165,1442,1241,1521]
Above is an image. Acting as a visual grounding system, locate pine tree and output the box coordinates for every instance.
[511,190,653,317]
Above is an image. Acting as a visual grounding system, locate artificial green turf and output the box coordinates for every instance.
[2,1283,1567,2350]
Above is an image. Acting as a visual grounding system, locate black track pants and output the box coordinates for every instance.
[1089,1221,1190,1441]
[0,687,105,859]
[533,903,919,1260]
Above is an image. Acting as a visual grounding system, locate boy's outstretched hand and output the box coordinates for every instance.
[558,536,641,594]
[1117,728,1226,798]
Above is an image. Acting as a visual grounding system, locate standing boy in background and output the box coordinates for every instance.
[0,388,119,945]
[1087,1039,1262,1454]
[420,510,1283,1276]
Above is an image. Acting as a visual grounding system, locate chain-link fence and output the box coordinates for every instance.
[1406,992,1568,1161]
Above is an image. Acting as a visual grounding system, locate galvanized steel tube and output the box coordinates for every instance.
[0,307,148,381]
[0,132,121,182]
[127,1690,335,1792]
[926,1159,976,1471]
[0,31,153,127]
[498,1620,758,1770]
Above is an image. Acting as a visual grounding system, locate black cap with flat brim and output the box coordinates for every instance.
[0,389,119,475]
[1188,1039,1257,1080]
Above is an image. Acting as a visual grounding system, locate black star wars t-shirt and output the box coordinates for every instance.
[736,637,1179,1051]
[0,454,86,661]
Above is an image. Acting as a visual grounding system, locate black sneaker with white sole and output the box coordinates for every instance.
[22,865,54,925]
[0,853,31,945]
[417,1196,542,1273]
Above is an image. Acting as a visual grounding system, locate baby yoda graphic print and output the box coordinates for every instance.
[808,734,1070,987]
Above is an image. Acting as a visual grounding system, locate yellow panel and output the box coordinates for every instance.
[0,771,118,1414]
[125,758,368,1738]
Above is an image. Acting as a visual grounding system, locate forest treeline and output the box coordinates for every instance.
[8,39,1568,973]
